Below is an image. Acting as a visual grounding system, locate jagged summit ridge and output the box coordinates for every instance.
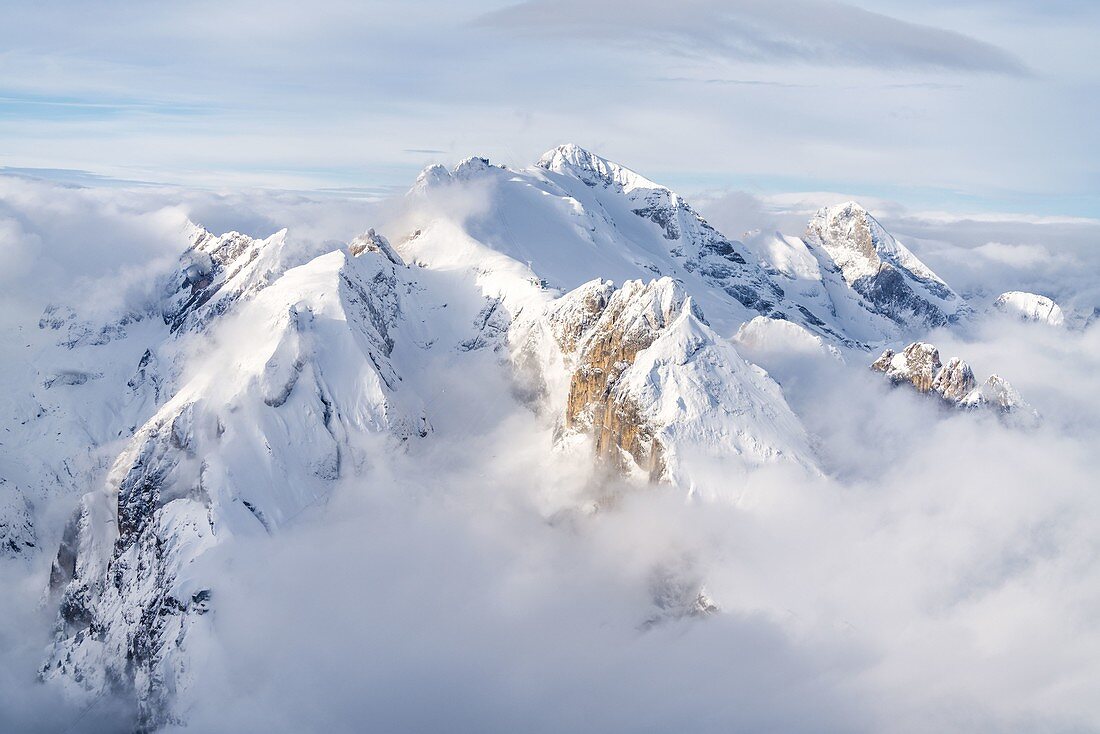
[536,143,666,193]
[805,202,965,329]
[402,146,923,347]
[512,276,818,492]
[871,341,1037,423]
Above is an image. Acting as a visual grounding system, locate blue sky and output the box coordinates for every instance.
[1,0,1097,217]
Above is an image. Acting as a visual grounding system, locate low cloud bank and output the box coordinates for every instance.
[164,310,1100,733]
[2,174,1100,732]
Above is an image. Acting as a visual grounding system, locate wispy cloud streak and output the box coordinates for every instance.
[478,0,1028,74]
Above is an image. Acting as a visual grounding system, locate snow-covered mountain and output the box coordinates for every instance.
[403,145,948,349]
[803,202,968,329]
[43,230,434,728]
[511,276,817,495]
[4,144,1052,729]
[993,291,1065,326]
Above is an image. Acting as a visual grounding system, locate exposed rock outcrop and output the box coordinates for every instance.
[512,277,818,489]
[871,341,942,393]
[642,558,720,630]
[560,279,697,479]
[871,342,1037,423]
[349,228,404,266]
[0,486,37,557]
[804,202,966,328]
[43,243,427,729]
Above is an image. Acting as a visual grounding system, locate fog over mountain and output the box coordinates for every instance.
[1,3,1098,730]
[2,142,1099,732]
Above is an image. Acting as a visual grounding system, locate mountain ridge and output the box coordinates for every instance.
[0,143,1026,730]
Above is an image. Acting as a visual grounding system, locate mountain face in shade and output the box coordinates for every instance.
[804,202,967,329]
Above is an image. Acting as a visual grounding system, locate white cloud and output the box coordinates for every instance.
[478,0,1027,74]
[3,173,1100,732]
[150,309,1100,733]
[973,241,1052,267]
[0,1,1095,215]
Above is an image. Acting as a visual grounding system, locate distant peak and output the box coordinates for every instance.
[452,156,495,178]
[182,220,215,246]
[411,157,498,192]
[994,291,1065,326]
[535,143,597,168]
[414,163,450,189]
[535,143,662,192]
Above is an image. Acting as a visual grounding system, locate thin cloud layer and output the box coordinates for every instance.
[0,2,1095,215]
[477,0,1027,74]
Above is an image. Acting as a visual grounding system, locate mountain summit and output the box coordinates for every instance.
[804,202,966,328]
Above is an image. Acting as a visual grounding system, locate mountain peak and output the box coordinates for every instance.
[805,201,963,328]
[871,341,1037,424]
[822,200,870,218]
[349,228,404,266]
[453,155,495,178]
[535,142,598,168]
[413,163,451,190]
[994,291,1065,326]
[807,202,881,256]
[535,143,661,192]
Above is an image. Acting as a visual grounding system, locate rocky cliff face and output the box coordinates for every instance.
[804,203,966,329]
[41,239,427,730]
[932,357,978,402]
[512,277,818,491]
[871,342,1036,423]
[871,341,943,393]
[559,279,700,479]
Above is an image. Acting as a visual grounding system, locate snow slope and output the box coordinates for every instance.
[511,277,817,497]
[993,291,1065,326]
[401,145,946,349]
